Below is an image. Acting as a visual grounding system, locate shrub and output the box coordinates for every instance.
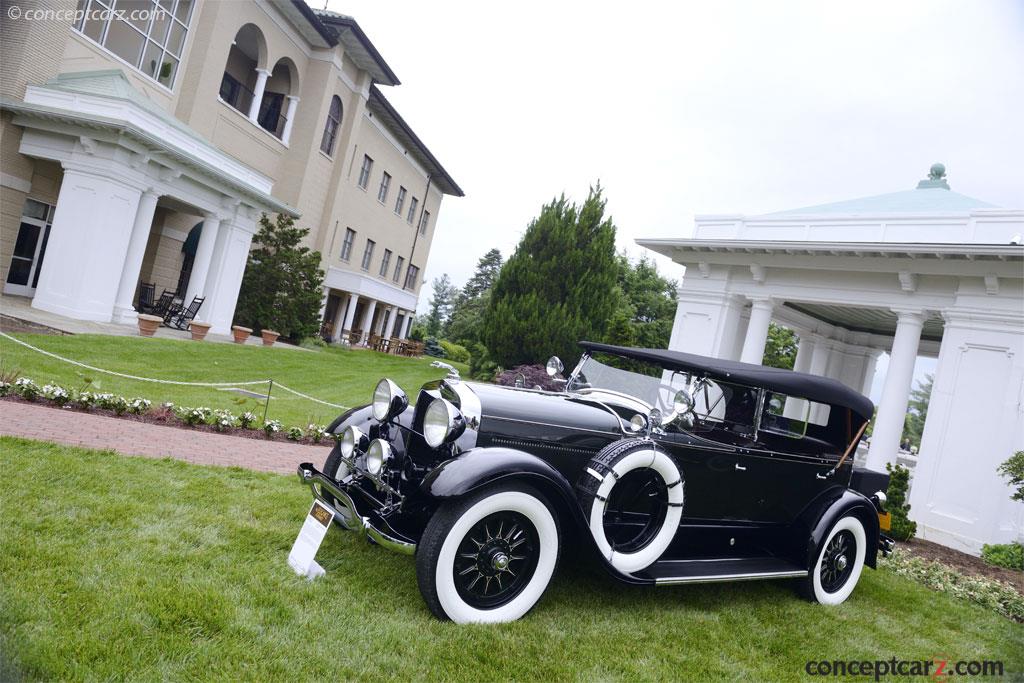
[75,391,97,409]
[981,543,1023,571]
[307,424,328,444]
[14,378,40,401]
[127,398,151,415]
[997,450,1024,503]
[409,325,426,342]
[882,548,1024,621]
[496,365,562,392]
[286,426,304,441]
[212,409,237,431]
[263,419,282,437]
[239,411,258,429]
[439,340,471,364]
[41,383,70,406]
[885,463,917,541]
[423,337,446,358]
[175,406,212,426]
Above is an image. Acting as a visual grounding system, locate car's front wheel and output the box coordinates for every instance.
[416,483,560,623]
[800,514,867,605]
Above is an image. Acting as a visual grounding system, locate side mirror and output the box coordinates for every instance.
[673,389,694,416]
[546,356,564,377]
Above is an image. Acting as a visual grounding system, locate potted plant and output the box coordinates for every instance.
[137,314,163,337]
[260,329,281,346]
[189,320,213,341]
[231,325,252,344]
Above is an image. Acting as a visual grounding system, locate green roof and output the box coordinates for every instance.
[765,188,997,216]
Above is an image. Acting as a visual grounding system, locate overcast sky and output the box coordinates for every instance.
[325,0,1022,398]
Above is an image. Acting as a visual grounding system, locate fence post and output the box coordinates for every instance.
[263,379,274,424]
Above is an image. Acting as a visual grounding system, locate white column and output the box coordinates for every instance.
[328,293,345,342]
[784,333,815,419]
[184,213,221,305]
[204,218,255,335]
[384,306,398,338]
[860,350,880,396]
[395,311,407,339]
[359,300,377,344]
[317,287,329,322]
[341,293,360,339]
[739,298,774,365]
[32,165,143,322]
[248,68,270,122]
[281,95,299,144]
[866,310,925,471]
[111,189,160,324]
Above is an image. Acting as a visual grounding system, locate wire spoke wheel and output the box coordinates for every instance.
[453,511,539,609]
[819,529,856,593]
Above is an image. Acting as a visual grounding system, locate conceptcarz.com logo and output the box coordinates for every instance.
[804,657,1004,680]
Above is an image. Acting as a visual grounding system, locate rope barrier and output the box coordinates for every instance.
[0,330,348,409]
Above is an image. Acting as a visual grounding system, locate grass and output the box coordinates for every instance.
[1,437,1021,681]
[0,333,465,427]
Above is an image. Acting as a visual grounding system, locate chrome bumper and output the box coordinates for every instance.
[297,462,416,556]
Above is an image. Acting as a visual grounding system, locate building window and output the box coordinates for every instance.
[320,95,343,156]
[357,155,373,189]
[379,249,392,277]
[393,255,404,283]
[360,239,375,271]
[419,210,431,236]
[340,228,355,261]
[394,186,406,215]
[404,264,420,289]
[377,172,391,203]
[72,0,194,89]
[406,197,418,224]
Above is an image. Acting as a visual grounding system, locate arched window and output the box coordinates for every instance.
[320,95,343,156]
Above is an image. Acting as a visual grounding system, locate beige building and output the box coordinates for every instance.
[0,0,462,338]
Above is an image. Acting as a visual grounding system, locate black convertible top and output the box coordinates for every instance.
[579,341,875,422]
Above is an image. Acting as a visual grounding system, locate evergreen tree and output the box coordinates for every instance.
[424,274,457,337]
[234,213,324,340]
[483,186,619,367]
[613,253,677,349]
[762,323,799,370]
[901,374,933,450]
[447,249,503,345]
[460,248,503,301]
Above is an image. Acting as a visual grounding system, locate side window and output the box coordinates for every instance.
[760,392,831,439]
[687,378,757,435]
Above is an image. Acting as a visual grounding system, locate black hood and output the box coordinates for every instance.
[466,382,622,438]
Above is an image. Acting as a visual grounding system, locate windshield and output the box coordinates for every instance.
[567,353,692,416]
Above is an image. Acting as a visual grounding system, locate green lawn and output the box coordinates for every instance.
[1,438,1021,681]
[0,333,463,426]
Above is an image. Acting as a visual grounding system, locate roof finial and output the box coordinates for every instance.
[917,162,950,190]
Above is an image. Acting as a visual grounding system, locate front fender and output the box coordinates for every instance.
[327,404,373,435]
[421,447,577,502]
[800,488,881,570]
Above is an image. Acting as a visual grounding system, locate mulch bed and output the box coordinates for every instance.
[899,537,1023,591]
[1,395,335,447]
[0,314,68,336]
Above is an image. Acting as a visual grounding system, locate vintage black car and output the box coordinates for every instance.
[297,342,894,623]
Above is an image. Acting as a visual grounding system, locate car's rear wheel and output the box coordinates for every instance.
[416,483,560,623]
[800,514,867,605]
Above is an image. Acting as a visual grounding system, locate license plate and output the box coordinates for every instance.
[878,511,891,531]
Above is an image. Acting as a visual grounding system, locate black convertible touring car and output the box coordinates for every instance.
[298,342,894,623]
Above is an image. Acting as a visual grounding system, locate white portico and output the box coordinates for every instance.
[640,165,1024,554]
[1,71,296,334]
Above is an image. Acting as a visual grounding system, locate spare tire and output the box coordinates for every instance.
[576,438,683,574]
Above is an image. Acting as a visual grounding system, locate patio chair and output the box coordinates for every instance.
[348,329,363,346]
[320,320,334,342]
[149,290,175,317]
[165,296,204,330]
[137,283,155,312]
[388,337,404,355]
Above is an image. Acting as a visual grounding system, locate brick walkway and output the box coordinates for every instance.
[0,400,329,475]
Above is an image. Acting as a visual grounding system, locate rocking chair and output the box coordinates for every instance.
[165,296,205,330]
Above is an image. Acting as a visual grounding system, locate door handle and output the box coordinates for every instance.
[735,463,747,471]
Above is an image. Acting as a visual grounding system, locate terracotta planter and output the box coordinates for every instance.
[260,329,281,347]
[189,321,212,341]
[231,325,252,344]
[137,314,162,337]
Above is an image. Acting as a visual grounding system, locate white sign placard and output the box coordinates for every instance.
[288,500,335,579]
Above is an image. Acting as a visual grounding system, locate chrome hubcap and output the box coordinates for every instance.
[491,552,510,571]
[835,555,848,571]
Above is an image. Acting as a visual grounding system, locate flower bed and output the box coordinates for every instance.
[1,377,336,446]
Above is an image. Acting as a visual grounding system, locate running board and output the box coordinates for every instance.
[640,557,807,585]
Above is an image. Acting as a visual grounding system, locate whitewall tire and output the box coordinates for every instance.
[416,483,560,623]
[803,514,867,605]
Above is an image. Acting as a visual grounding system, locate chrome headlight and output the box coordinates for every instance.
[365,439,393,476]
[423,397,466,448]
[372,378,408,422]
[340,425,367,459]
